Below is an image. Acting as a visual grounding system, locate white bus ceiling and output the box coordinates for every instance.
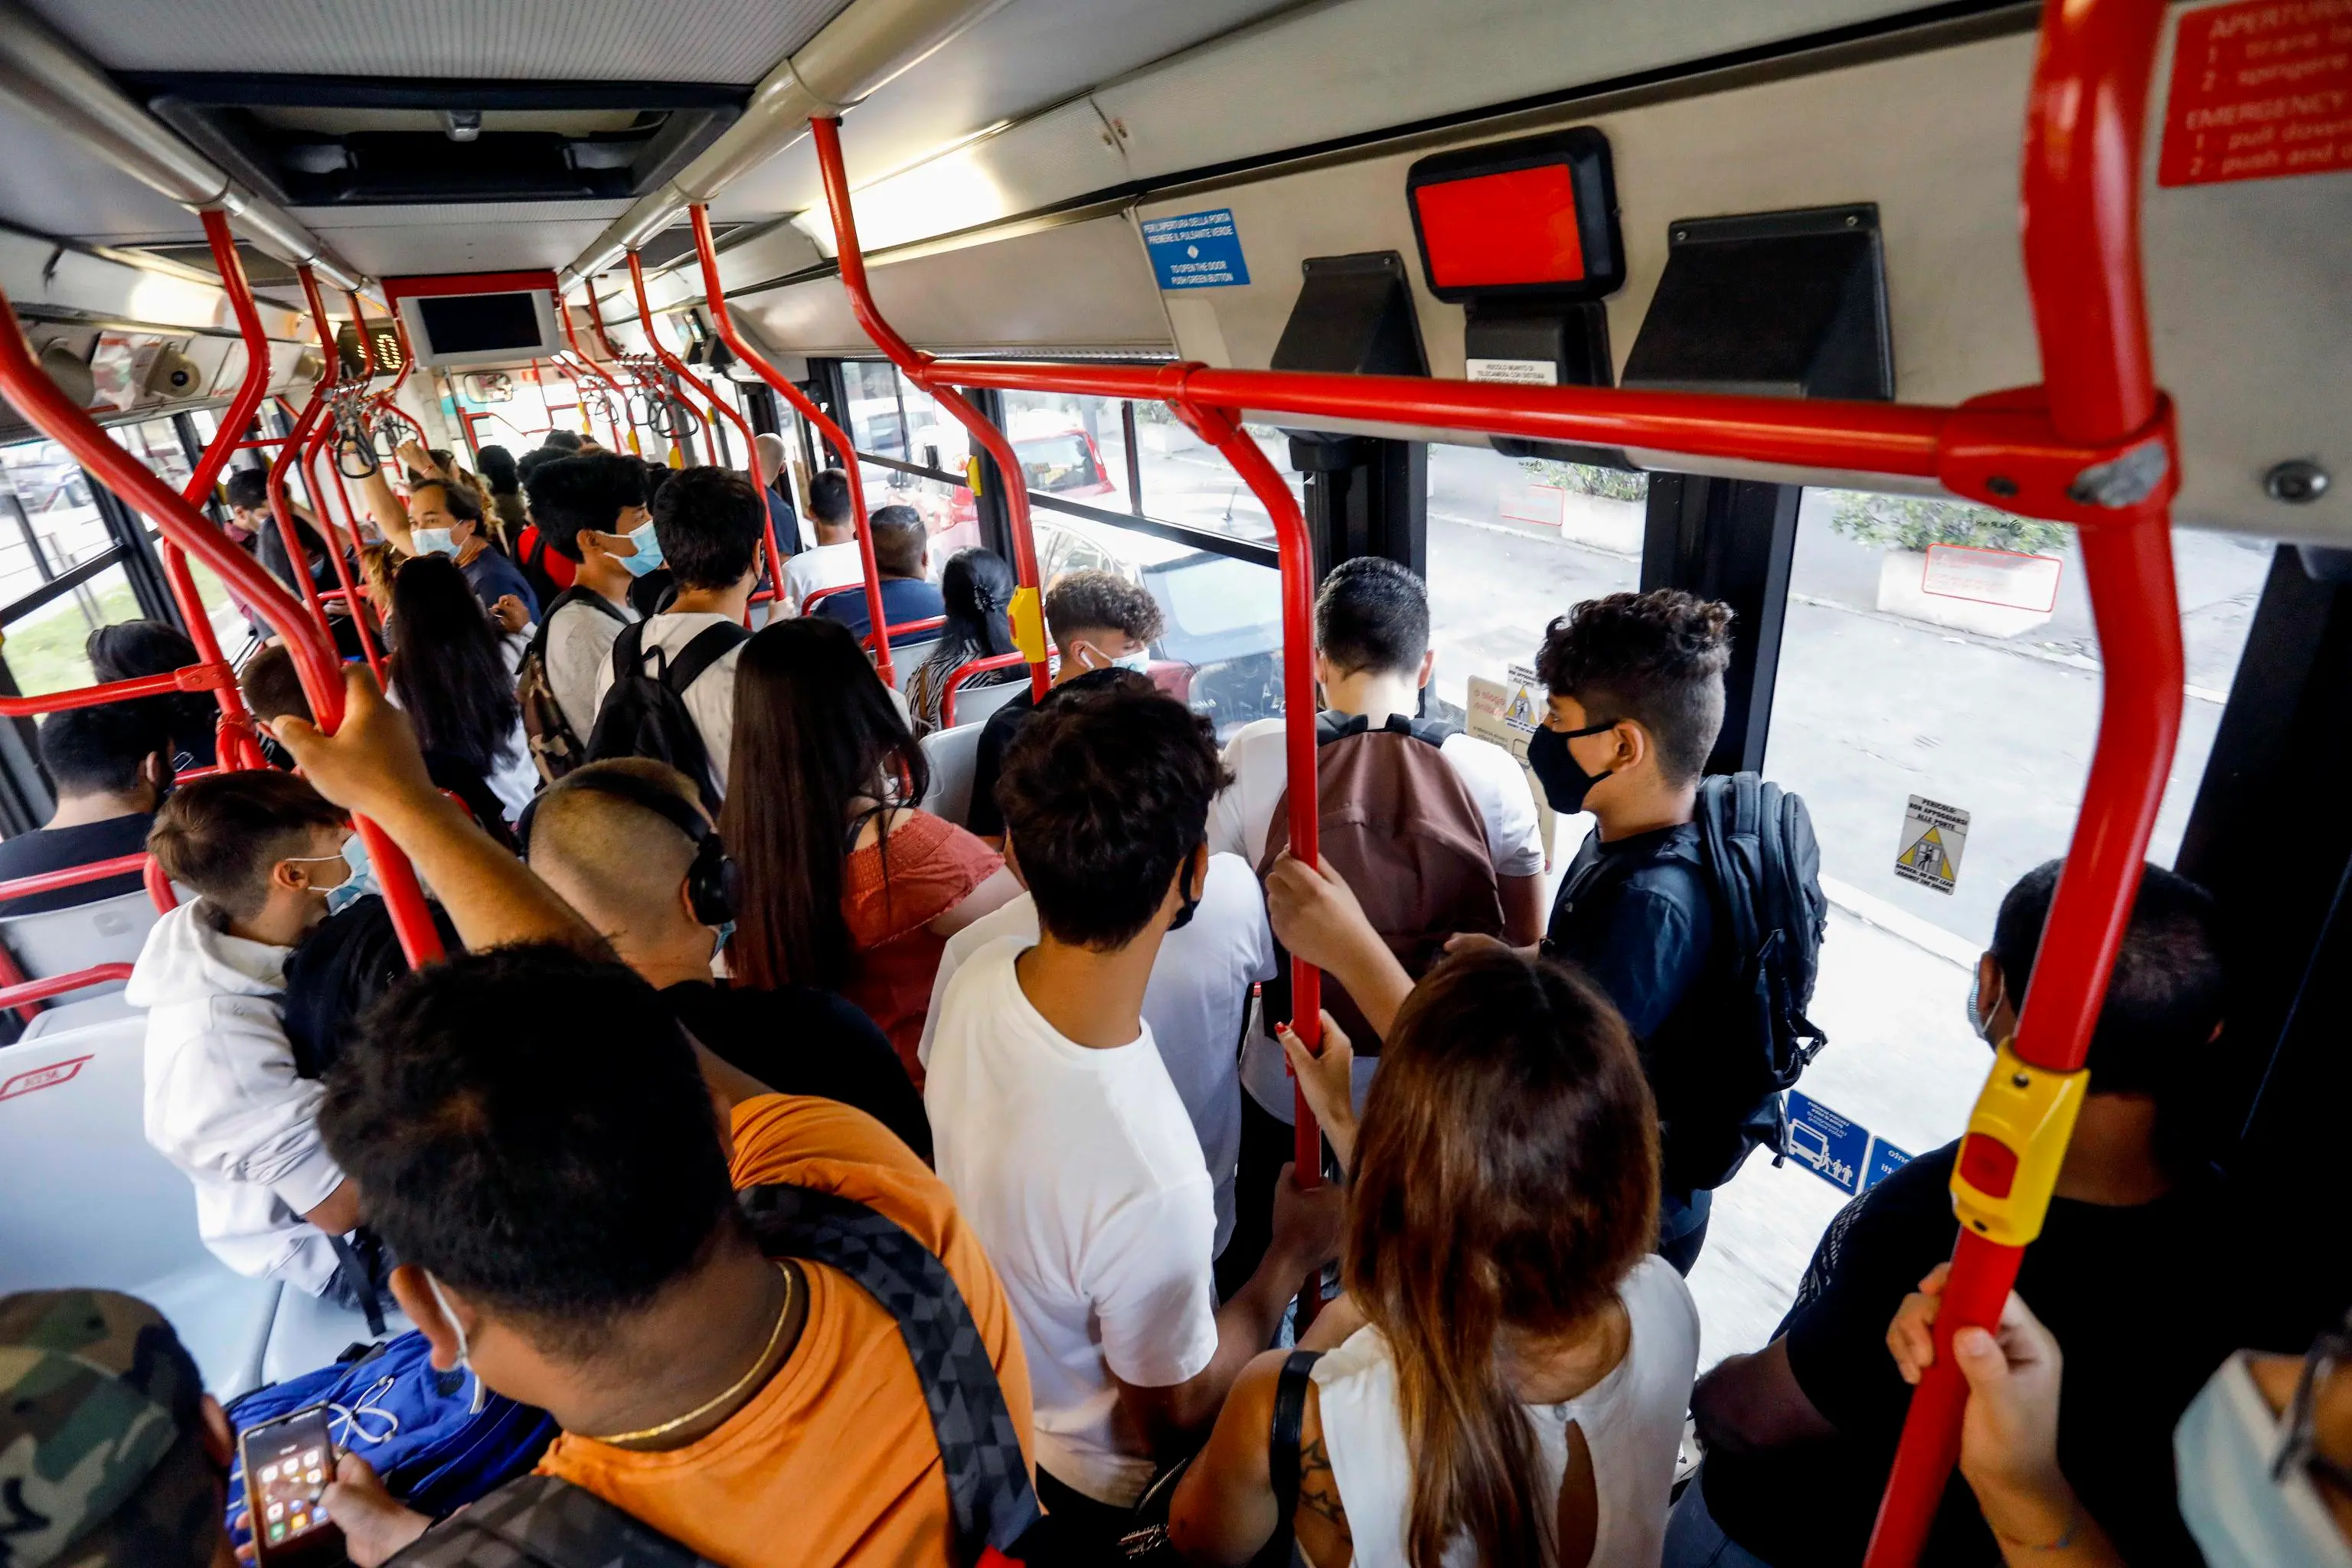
[0,0,2339,537]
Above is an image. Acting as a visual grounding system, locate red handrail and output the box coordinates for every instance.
[936,651,1029,730]
[860,613,948,652]
[685,203,893,679]
[554,298,641,454]
[263,267,342,648]
[0,966,135,1012]
[0,667,224,718]
[810,118,1047,705]
[291,273,387,681]
[0,852,152,903]
[0,285,447,969]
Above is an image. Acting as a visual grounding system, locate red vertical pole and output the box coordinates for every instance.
[264,267,341,647]
[1861,3,2179,1562]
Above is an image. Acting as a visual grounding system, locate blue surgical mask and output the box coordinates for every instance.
[325,832,377,916]
[616,521,664,578]
[412,527,459,558]
[710,920,735,959]
[2175,1354,2352,1568]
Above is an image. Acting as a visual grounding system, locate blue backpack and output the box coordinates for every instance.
[224,1331,557,1544]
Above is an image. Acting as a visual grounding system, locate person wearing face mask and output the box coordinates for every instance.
[521,757,930,1160]
[358,442,541,623]
[128,771,374,1304]
[519,453,653,743]
[1669,859,2240,1568]
[962,567,1165,849]
[1887,1281,2352,1568]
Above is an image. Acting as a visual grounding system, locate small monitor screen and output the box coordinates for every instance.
[416,292,543,354]
[1412,165,1589,292]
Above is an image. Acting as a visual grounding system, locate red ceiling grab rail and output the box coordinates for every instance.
[0,285,449,970]
[625,250,756,466]
[685,204,897,681]
[554,296,642,454]
[802,0,2182,1444]
[291,268,388,681]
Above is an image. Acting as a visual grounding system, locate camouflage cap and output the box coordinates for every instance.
[0,1289,217,1568]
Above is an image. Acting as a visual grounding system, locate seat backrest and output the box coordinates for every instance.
[949,676,1028,730]
[0,887,158,978]
[919,721,988,829]
[887,637,942,688]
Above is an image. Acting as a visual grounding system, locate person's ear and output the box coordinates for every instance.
[388,1266,466,1374]
[1187,841,1210,901]
[1312,650,1334,694]
[141,751,168,793]
[1416,648,1436,691]
[1612,719,1650,774]
[677,875,704,930]
[271,858,315,896]
[1001,840,1028,890]
[199,1393,233,1469]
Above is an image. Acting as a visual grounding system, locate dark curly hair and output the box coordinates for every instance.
[1536,589,1733,784]
[995,675,1227,950]
[1044,569,1162,650]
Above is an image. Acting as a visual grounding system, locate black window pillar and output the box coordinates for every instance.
[805,359,851,469]
[1289,434,1426,583]
[962,386,1014,567]
[741,381,781,437]
[87,480,181,629]
[0,656,49,835]
[1638,472,1798,776]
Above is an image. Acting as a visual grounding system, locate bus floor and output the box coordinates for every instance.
[1684,902,1988,1372]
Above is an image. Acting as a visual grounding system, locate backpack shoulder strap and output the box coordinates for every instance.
[738,1184,1041,1559]
[1268,1351,1323,1534]
[609,616,648,684]
[662,621,752,696]
[384,1472,719,1567]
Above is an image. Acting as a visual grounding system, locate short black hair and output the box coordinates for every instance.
[524,454,648,561]
[38,703,166,797]
[86,620,197,684]
[1991,860,2226,1102]
[475,444,520,495]
[642,459,676,507]
[870,504,926,579]
[1045,569,1162,648]
[995,678,1227,949]
[540,430,585,455]
[321,945,741,1357]
[224,467,270,511]
[238,641,312,729]
[516,446,566,484]
[808,468,851,528]
[1315,557,1428,677]
[651,466,763,590]
[1536,590,1733,783]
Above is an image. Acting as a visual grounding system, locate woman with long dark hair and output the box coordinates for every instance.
[86,619,216,770]
[1171,946,1699,1568]
[904,547,1023,733]
[384,553,537,821]
[721,616,1018,1077]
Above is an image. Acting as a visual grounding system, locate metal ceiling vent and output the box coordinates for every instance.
[131,75,745,206]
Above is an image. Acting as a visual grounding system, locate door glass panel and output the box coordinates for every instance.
[0,441,112,614]
[1,563,141,697]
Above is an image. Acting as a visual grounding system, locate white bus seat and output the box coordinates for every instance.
[20,991,142,1040]
[948,676,1027,730]
[263,1285,411,1387]
[919,722,987,829]
[0,1015,280,1399]
[884,637,942,689]
[0,887,161,1006]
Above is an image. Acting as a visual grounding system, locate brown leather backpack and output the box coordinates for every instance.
[1257,712,1504,1053]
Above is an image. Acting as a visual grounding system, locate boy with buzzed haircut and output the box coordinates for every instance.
[923,678,1342,1551]
[963,567,1165,847]
[1527,587,1740,1272]
[129,772,367,1297]
[521,452,652,739]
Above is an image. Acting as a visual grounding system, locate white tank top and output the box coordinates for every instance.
[1308,1256,1700,1568]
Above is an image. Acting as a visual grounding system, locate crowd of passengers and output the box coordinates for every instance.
[2,427,2342,1568]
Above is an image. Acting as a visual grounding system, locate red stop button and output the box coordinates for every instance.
[1960,1132,2020,1198]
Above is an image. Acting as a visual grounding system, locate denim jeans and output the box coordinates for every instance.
[1662,1469,1780,1568]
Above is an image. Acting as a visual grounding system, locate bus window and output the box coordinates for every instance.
[1426,444,1645,719]
[1687,488,2271,1362]
[0,437,143,697]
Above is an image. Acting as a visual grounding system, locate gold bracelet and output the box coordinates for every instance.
[586,1262,793,1446]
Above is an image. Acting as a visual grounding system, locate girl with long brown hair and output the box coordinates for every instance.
[1170,943,1699,1567]
[719,616,1019,1077]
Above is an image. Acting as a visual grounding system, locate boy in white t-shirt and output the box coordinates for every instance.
[923,676,1342,1551]
[782,467,867,613]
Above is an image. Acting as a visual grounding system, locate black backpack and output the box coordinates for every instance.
[1693,772,1831,1177]
[585,617,748,815]
[386,1185,1069,1568]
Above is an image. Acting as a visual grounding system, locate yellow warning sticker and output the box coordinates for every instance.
[1894,795,1969,893]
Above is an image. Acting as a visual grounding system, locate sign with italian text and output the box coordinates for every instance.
[2159,0,2352,187]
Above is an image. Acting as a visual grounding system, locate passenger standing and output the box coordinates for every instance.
[1672,861,2238,1568]
[756,430,805,556]
[525,756,931,1159]
[905,547,1023,733]
[0,704,170,914]
[384,554,537,822]
[963,567,1164,846]
[584,465,765,796]
[474,443,529,550]
[1523,589,1740,1272]
[721,617,1018,1078]
[782,468,864,612]
[815,504,946,646]
[358,441,541,622]
[521,452,652,739]
[1168,947,1699,1568]
[923,679,1343,1552]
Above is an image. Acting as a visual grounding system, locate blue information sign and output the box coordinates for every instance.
[1864,1137,1914,1191]
[1142,208,1251,290]
[1786,1090,1869,1194]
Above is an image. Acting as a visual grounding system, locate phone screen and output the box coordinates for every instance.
[238,1404,343,1563]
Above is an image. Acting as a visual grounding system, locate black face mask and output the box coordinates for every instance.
[1168,865,1203,932]
[1525,720,1617,815]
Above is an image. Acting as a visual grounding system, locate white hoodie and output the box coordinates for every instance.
[129,899,345,1295]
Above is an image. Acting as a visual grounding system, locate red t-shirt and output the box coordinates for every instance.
[841,810,1001,1083]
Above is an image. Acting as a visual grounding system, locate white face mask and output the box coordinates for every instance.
[1077,640,1149,676]
[412,527,460,558]
[2175,1353,2352,1568]
[423,1272,488,1415]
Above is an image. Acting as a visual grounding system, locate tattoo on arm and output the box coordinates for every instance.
[1295,1435,1352,1544]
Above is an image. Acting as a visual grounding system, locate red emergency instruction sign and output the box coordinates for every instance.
[2159,0,2352,186]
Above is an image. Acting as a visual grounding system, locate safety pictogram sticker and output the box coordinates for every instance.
[1894,795,1970,893]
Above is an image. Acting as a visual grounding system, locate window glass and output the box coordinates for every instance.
[1130,405,1296,547]
[1425,445,1645,717]
[109,419,194,496]
[0,563,140,697]
[105,418,252,649]
[0,441,112,616]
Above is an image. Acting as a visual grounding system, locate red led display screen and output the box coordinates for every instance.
[1413,165,1589,291]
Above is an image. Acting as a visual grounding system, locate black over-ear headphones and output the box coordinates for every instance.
[517,770,738,928]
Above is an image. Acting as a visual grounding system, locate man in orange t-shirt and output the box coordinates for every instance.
[262,666,1031,1568]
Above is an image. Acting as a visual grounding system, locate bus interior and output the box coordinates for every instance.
[0,0,2344,1562]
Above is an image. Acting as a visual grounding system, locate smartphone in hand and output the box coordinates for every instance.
[238,1403,346,1567]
